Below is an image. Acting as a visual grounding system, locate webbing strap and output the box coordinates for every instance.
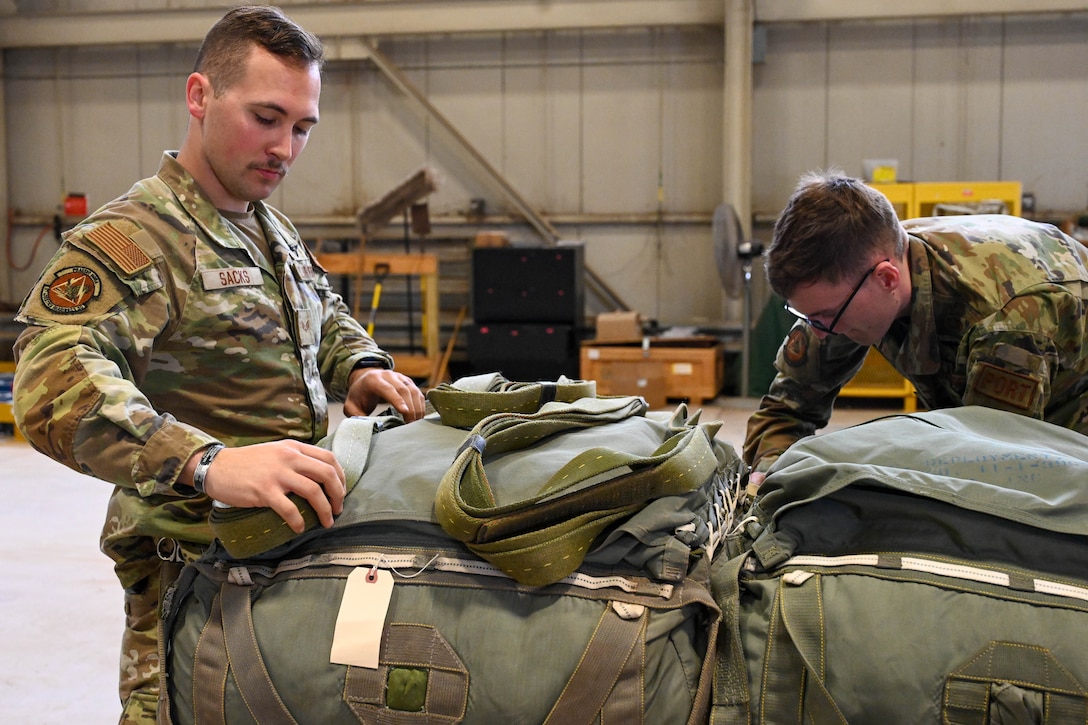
[219,582,300,725]
[427,374,598,428]
[710,554,753,725]
[760,574,847,724]
[543,603,647,725]
[209,416,383,559]
[191,590,229,725]
[435,396,720,586]
[602,634,644,725]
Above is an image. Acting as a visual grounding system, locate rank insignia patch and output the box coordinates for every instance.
[784,327,809,367]
[42,266,102,313]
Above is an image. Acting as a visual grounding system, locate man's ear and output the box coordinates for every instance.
[185,72,211,119]
[874,259,901,290]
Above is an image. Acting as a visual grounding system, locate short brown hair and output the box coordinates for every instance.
[766,170,903,299]
[194,5,324,96]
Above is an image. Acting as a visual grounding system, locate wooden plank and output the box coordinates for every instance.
[315,252,439,277]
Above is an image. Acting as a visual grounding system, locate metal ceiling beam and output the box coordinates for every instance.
[0,1,1086,49]
[358,38,629,312]
[0,1,724,49]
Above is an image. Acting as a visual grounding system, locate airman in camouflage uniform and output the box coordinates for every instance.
[12,7,426,724]
[745,171,1088,481]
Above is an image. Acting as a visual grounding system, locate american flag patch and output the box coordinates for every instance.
[85,223,152,275]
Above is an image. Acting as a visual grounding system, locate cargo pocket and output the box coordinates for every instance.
[344,623,469,723]
[943,641,1088,724]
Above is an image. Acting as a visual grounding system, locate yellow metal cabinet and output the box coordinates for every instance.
[869,181,1022,219]
[912,181,1022,218]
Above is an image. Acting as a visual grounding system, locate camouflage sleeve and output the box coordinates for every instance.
[960,286,1078,420]
[310,253,394,401]
[13,245,216,497]
[742,322,869,470]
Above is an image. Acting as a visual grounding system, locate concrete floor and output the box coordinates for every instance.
[0,396,900,723]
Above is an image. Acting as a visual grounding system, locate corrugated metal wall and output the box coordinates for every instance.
[754,15,1088,213]
[3,7,1087,333]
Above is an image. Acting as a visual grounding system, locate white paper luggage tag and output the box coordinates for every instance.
[330,567,394,669]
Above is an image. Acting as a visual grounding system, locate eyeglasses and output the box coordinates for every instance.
[784,259,887,335]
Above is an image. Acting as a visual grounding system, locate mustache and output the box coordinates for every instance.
[253,157,285,171]
[252,161,287,176]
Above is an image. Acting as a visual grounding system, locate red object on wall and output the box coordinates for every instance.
[64,193,87,217]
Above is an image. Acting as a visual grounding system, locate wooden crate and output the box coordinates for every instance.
[580,337,724,405]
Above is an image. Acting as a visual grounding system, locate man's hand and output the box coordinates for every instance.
[345,367,426,421]
[183,441,347,533]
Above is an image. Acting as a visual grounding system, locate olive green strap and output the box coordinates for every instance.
[710,553,753,725]
[219,581,301,724]
[209,416,386,559]
[191,589,229,725]
[542,603,648,725]
[435,395,720,586]
[545,581,720,725]
[427,373,598,429]
[760,573,848,724]
[190,582,300,724]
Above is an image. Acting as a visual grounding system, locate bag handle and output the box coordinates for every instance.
[209,372,595,559]
[435,396,720,586]
[426,373,598,428]
[208,415,389,559]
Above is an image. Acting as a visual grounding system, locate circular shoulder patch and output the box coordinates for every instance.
[783,327,809,368]
[41,266,102,313]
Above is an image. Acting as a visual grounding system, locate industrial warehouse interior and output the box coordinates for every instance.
[2,1,1088,723]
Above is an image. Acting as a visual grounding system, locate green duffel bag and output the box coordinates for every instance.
[711,406,1088,724]
[161,376,744,724]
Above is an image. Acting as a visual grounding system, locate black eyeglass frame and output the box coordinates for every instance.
[784,258,888,335]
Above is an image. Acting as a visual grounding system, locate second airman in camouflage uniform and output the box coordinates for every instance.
[12,7,426,724]
[745,171,1088,479]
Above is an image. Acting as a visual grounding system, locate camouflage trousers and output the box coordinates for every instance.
[118,568,166,725]
[112,539,203,725]
[102,486,214,724]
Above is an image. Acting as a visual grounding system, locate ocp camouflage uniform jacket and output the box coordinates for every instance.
[744,214,1088,472]
[13,152,393,587]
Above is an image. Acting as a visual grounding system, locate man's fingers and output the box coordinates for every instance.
[343,398,364,418]
[268,491,308,533]
[346,368,427,422]
[268,471,339,532]
[281,446,346,524]
[205,441,348,531]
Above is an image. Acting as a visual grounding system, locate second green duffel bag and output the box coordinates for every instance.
[712,407,1088,724]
